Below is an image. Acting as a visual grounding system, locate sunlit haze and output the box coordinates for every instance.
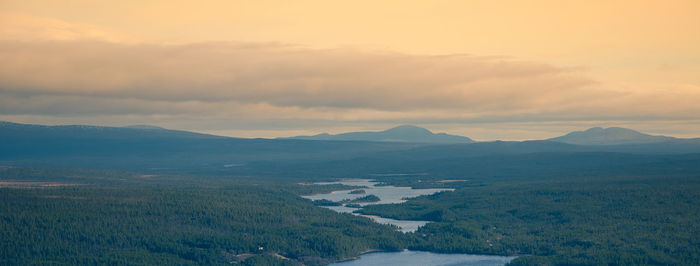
[2,0,699,140]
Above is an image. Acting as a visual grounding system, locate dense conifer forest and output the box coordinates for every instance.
[0,168,406,265]
[362,174,700,265]
[2,166,699,265]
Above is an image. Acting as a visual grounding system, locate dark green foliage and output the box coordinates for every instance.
[313,199,342,206]
[346,194,380,203]
[3,121,700,265]
[0,179,407,265]
[3,165,699,265]
[292,184,366,196]
[360,175,700,265]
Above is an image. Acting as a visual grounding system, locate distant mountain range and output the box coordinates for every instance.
[0,121,222,140]
[122,125,168,130]
[2,120,700,177]
[1,121,692,146]
[287,125,690,146]
[285,125,474,144]
[0,121,423,171]
[548,127,677,145]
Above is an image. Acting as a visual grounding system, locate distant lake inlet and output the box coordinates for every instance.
[331,250,517,266]
[303,179,516,265]
[302,179,452,232]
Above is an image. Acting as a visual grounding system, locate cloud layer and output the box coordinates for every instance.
[1,11,699,140]
[2,40,699,115]
[0,40,597,110]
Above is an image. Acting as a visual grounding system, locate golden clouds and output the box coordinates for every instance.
[0,0,699,139]
[2,39,698,122]
[0,12,134,43]
[0,40,593,110]
[3,1,698,56]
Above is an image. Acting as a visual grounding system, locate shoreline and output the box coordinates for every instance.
[333,249,519,265]
[335,249,385,263]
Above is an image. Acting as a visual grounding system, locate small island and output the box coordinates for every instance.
[312,199,342,206]
[346,194,380,204]
[313,194,381,207]
[344,203,362,208]
[349,189,366,194]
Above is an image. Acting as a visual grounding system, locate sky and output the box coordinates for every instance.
[1,0,699,140]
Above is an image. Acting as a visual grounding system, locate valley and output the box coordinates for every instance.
[1,122,699,265]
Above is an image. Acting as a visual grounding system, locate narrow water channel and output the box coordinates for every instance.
[302,179,452,232]
[303,179,516,265]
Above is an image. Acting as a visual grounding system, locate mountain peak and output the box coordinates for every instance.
[287,125,473,143]
[549,127,674,145]
[383,125,433,135]
[584,127,604,132]
[123,125,166,130]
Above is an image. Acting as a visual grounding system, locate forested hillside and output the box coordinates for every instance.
[2,123,700,265]
[3,166,699,265]
[361,174,700,265]
[0,168,406,265]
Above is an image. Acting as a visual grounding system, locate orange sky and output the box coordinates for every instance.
[1,0,699,139]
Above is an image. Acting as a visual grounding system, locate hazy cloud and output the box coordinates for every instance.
[3,40,699,115]
[0,40,598,111]
[0,12,135,43]
[1,12,699,140]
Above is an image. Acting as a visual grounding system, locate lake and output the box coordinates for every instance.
[332,250,517,266]
[307,179,518,265]
[302,179,453,232]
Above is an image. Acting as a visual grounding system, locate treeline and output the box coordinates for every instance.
[3,166,699,265]
[360,174,700,265]
[0,181,407,265]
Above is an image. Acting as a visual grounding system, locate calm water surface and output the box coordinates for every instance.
[302,179,452,232]
[306,180,516,265]
[331,250,516,266]
[308,179,450,205]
